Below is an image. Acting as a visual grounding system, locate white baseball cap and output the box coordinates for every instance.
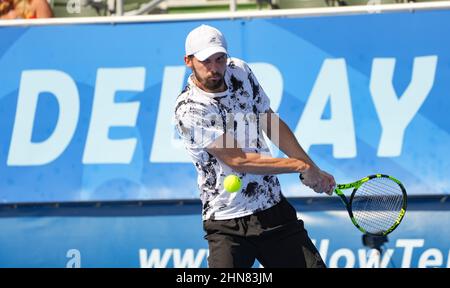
[185,24,228,61]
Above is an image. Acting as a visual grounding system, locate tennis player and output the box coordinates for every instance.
[174,24,335,268]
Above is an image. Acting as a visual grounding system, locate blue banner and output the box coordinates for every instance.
[0,199,448,268]
[0,9,449,203]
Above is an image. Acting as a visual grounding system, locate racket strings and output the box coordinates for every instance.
[353,185,402,233]
[353,190,402,232]
[351,177,404,235]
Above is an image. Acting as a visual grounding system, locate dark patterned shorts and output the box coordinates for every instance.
[203,197,326,268]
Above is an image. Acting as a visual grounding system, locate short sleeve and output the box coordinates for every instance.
[244,63,271,113]
[175,102,224,149]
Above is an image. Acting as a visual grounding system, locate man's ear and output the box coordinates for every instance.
[184,56,193,68]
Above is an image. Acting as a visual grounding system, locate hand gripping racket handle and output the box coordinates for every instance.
[299,173,336,195]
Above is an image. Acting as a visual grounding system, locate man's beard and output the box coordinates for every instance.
[192,68,225,92]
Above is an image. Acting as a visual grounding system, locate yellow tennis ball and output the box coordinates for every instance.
[224,175,242,193]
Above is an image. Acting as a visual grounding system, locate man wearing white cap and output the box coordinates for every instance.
[175,24,335,268]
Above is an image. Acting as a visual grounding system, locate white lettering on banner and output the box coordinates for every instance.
[418,248,443,268]
[312,239,448,268]
[295,59,357,158]
[328,248,355,268]
[66,249,81,268]
[83,68,145,164]
[358,249,394,268]
[172,248,208,268]
[8,70,80,166]
[139,248,208,268]
[251,63,283,157]
[7,57,436,165]
[140,239,448,268]
[370,56,437,157]
[140,248,172,268]
[315,238,450,268]
[313,239,395,268]
[396,239,424,268]
[150,66,190,163]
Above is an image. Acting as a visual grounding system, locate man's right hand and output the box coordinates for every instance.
[300,166,335,196]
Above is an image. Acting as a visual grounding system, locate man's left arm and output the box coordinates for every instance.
[263,108,335,194]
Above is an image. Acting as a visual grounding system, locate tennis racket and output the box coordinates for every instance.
[301,173,407,236]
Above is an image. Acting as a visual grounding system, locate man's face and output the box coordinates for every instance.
[185,52,227,93]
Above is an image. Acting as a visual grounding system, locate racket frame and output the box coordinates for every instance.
[334,174,407,236]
